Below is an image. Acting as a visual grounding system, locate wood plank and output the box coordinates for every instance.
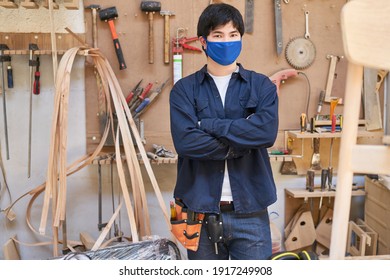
[351,145,390,174]
[80,232,95,251]
[3,237,21,260]
[0,0,17,8]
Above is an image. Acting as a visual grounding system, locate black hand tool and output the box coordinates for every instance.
[99,7,127,70]
[28,43,39,177]
[0,44,11,159]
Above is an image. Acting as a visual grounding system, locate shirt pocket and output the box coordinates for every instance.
[239,96,258,118]
[195,98,210,119]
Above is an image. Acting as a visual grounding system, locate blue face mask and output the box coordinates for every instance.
[205,39,242,66]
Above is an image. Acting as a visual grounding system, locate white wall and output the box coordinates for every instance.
[0,2,364,260]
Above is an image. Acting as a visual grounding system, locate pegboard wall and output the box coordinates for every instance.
[82,0,348,155]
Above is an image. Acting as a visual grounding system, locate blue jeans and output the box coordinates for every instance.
[187,209,271,260]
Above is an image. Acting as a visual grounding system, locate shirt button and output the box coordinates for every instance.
[220,170,224,173]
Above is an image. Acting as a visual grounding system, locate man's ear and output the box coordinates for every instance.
[199,36,207,49]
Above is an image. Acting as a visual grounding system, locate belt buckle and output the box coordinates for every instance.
[219,201,234,212]
[219,201,233,206]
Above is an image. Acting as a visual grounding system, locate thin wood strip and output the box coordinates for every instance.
[6,45,171,257]
[93,53,149,236]
[93,55,143,238]
[102,55,151,235]
[39,48,79,235]
[91,200,123,251]
[114,128,139,242]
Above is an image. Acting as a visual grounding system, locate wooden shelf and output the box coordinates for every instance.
[0,33,86,54]
[287,128,384,139]
[285,187,365,199]
[91,153,177,165]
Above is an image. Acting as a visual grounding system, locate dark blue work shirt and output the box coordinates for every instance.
[170,64,278,214]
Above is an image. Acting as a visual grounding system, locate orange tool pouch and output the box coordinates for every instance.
[170,200,204,252]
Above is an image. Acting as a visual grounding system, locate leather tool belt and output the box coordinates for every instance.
[170,199,204,251]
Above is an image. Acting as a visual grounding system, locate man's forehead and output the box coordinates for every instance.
[210,22,239,33]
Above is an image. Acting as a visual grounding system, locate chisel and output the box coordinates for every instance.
[33,56,40,95]
[28,43,39,177]
[0,44,10,159]
[321,169,328,192]
[7,61,13,89]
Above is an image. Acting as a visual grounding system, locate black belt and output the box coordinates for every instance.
[219,201,234,212]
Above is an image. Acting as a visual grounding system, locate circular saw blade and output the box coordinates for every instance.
[285,37,316,69]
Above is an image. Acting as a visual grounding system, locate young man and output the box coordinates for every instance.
[169,3,279,260]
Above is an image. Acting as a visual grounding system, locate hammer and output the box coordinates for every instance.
[140,1,161,64]
[160,10,175,64]
[99,6,127,70]
[85,4,101,48]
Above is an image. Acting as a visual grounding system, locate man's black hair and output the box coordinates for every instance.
[197,3,245,38]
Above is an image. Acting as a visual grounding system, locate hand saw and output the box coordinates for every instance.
[245,0,254,33]
[274,0,283,55]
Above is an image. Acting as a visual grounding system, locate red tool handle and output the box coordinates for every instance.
[33,72,40,95]
[33,57,40,95]
[139,83,153,100]
[126,91,134,104]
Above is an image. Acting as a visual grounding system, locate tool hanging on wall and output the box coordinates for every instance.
[28,43,39,178]
[330,97,340,133]
[133,78,169,119]
[328,138,334,191]
[310,137,321,170]
[285,11,316,69]
[7,57,13,89]
[129,82,153,112]
[363,69,388,131]
[274,0,283,56]
[172,31,202,84]
[0,44,11,160]
[33,56,40,95]
[99,7,127,70]
[85,4,101,49]
[160,10,175,64]
[97,158,108,231]
[315,90,325,120]
[245,0,254,34]
[125,79,143,105]
[324,54,343,103]
[140,1,161,64]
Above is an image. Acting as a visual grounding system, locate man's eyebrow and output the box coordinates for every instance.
[210,30,239,34]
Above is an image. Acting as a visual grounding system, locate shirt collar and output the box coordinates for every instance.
[196,63,249,84]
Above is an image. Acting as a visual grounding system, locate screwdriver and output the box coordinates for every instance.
[33,56,40,95]
[7,63,13,89]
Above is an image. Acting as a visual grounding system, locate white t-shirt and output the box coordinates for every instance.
[208,72,233,202]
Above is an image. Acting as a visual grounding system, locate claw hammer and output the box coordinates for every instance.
[160,10,175,64]
[85,4,101,48]
[141,1,161,64]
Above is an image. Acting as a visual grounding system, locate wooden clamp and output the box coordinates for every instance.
[324,54,343,104]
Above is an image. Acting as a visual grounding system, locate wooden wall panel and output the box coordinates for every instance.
[83,0,348,154]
